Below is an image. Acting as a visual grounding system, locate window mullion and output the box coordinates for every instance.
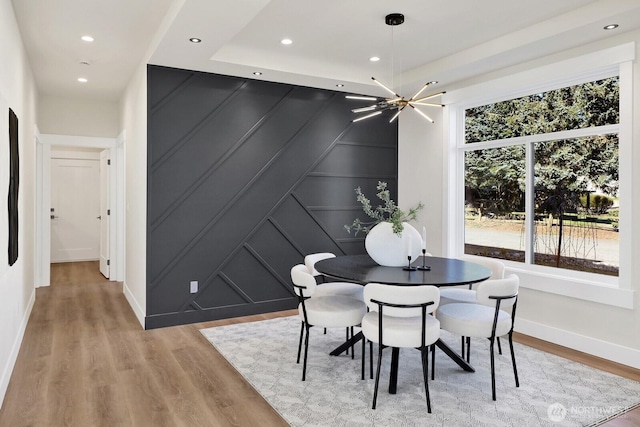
[461,124,619,152]
[525,141,535,265]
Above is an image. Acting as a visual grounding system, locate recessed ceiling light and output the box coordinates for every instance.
[77,77,88,83]
[336,84,344,88]
[281,38,293,45]
[81,35,94,42]
[189,37,202,43]
[369,56,381,62]
[253,72,263,76]
[603,24,619,30]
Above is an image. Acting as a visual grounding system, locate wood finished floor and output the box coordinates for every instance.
[0,261,638,426]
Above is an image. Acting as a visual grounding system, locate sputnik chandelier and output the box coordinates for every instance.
[347,13,445,123]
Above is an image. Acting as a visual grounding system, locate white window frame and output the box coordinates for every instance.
[443,43,635,309]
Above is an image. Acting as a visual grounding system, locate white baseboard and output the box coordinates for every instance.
[0,288,36,409]
[515,318,640,370]
[123,281,145,329]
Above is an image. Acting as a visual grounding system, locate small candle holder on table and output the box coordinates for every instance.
[416,249,431,271]
[402,255,416,271]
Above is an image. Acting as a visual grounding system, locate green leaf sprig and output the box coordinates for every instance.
[344,181,423,236]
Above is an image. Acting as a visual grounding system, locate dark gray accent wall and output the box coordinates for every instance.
[146,65,398,329]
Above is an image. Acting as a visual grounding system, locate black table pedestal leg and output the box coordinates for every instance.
[435,339,475,372]
[330,331,363,356]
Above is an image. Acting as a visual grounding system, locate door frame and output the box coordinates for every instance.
[35,131,125,287]
[99,149,110,278]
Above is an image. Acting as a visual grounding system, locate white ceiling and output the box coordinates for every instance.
[11,0,176,101]
[11,0,640,102]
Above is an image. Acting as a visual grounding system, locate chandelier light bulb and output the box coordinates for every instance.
[352,111,382,122]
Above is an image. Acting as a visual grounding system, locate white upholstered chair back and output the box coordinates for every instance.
[462,255,505,280]
[304,252,336,276]
[291,264,317,297]
[364,283,440,317]
[476,274,519,308]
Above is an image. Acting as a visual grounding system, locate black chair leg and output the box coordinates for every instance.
[324,328,327,334]
[497,336,503,355]
[361,335,365,380]
[302,326,310,381]
[296,321,305,363]
[509,333,520,387]
[461,336,465,356]
[466,337,471,362]
[369,341,374,379]
[372,343,383,409]
[345,328,349,355]
[431,344,436,381]
[421,347,432,413]
[489,337,496,401]
[351,326,355,360]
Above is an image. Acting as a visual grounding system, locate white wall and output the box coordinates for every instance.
[118,0,186,328]
[38,95,119,138]
[119,64,148,327]
[399,30,640,367]
[398,107,445,256]
[0,0,38,408]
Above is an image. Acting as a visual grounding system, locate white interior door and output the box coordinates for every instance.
[99,150,110,278]
[50,158,100,263]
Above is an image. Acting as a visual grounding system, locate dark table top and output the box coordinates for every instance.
[315,254,491,287]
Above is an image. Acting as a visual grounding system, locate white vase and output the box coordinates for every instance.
[365,222,422,267]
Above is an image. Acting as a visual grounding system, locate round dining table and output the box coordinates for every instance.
[314,254,491,287]
[314,254,491,394]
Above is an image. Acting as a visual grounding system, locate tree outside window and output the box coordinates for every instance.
[463,77,619,276]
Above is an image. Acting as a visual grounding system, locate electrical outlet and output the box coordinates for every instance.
[190,280,198,293]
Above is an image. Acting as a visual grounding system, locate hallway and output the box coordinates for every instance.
[0,262,288,426]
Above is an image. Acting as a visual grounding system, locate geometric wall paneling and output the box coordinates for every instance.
[195,275,251,310]
[146,65,398,329]
[148,79,291,223]
[270,193,345,256]
[222,247,293,303]
[246,218,308,280]
[312,143,397,177]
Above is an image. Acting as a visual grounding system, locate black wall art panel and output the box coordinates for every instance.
[8,108,18,266]
[146,65,398,328]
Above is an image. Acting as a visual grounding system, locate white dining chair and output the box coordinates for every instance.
[439,256,505,306]
[305,252,365,351]
[361,283,440,411]
[290,264,367,381]
[439,256,506,359]
[437,274,520,401]
[304,252,364,301]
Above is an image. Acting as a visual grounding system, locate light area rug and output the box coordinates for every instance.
[200,316,640,427]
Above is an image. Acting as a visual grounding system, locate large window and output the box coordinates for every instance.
[462,77,620,276]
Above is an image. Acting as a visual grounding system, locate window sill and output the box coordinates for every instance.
[502,261,634,309]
